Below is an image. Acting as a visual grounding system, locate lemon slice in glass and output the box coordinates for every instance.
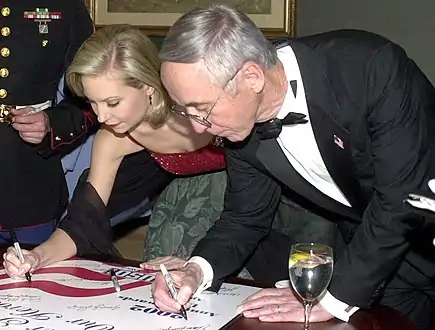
[288,252,311,268]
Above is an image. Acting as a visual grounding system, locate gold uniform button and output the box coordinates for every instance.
[0,68,8,78]
[1,27,10,37]
[0,89,7,99]
[0,48,10,57]
[1,7,11,17]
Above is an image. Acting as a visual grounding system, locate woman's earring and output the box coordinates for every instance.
[149,95,153,106]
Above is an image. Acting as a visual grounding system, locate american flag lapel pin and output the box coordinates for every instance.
[333,134,344,149]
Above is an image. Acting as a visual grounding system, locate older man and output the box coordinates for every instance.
[152,4,435,330]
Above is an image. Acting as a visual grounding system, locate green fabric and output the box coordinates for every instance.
[144,171,338,267]
[145,171,226,260]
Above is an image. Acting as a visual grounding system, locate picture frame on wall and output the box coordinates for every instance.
[85,0,296,36]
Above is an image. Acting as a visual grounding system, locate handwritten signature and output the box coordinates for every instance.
[0,294,41,302]
[160,325,211,330]
[67,304,120,312]
[202,286,240,297]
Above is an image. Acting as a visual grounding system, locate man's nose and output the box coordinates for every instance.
[191,120,209,133]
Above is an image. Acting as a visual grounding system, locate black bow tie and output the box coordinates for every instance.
[257,112,308,140]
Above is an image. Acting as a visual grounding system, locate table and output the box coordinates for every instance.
[221,279,415,330]
[223,305,414,330]
[0,247,415,330]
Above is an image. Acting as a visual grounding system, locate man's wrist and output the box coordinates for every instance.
[319,291,359,322]
[184,256,214,295]
[184,262,204,285]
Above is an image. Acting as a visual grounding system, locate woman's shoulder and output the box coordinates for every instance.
[93,127,123,147]
[93,127,143,159]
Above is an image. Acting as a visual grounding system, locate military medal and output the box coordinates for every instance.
[24,8,62,35]
[39,22,48,34]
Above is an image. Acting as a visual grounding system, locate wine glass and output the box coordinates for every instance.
[288,243,333,329]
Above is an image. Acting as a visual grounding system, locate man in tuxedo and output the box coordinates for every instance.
[152,4,435,329]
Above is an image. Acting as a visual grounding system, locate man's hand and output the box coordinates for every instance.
[237,288,334,323]
[11,107,50,144]
[152,263,203,313]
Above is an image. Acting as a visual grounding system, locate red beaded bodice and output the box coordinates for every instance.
[127,134,225,175]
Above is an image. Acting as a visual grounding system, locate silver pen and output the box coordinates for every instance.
[160,264,188,320]
[110,269,121,293]
[9,230,31,283]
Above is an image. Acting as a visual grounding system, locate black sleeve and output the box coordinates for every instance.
[58,181,115,256]
[38,0,97,158]
[192,144,281,289]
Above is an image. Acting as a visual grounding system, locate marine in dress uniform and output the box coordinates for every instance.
[0,0,95,243]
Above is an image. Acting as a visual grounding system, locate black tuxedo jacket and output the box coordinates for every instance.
[192,30,435,307]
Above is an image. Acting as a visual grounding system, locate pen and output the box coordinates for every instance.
[110,269,121,293]
[9,230,32,283]
[160,264,188,320]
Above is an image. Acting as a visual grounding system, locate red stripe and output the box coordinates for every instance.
[0,265,111,281]
[0,266,153,282]
[51,110,95,150]
[35,266,113,281]
[0,220,54,231]
[0,280,147,297]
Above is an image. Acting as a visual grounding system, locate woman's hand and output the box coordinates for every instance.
[140,256,187,271]
[2,246,41,279]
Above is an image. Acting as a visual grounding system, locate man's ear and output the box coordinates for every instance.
[241,61,265,94]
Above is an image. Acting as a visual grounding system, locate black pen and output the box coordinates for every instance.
[160,264,188,320]
[9,230,32,283]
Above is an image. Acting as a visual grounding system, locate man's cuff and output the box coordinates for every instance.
[185,256,214,296]
[319,291,359,322]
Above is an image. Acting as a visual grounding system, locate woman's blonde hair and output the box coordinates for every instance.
[66,24,170,128]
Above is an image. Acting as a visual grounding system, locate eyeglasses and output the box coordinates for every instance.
[170,69,240,128]
[171,103,214,128]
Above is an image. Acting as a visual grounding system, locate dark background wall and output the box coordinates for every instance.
[151,1,434,84]
[150,36,164,49]
[296,0,435,84]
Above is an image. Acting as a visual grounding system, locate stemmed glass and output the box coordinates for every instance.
[288,243,334,330]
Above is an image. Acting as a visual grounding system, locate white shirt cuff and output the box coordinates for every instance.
[185,256,214,296]
[319,291,359,322]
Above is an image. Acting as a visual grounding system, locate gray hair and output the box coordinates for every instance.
[159,4,278,86]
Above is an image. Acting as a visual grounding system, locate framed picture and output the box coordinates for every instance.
[85,0,296,36]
